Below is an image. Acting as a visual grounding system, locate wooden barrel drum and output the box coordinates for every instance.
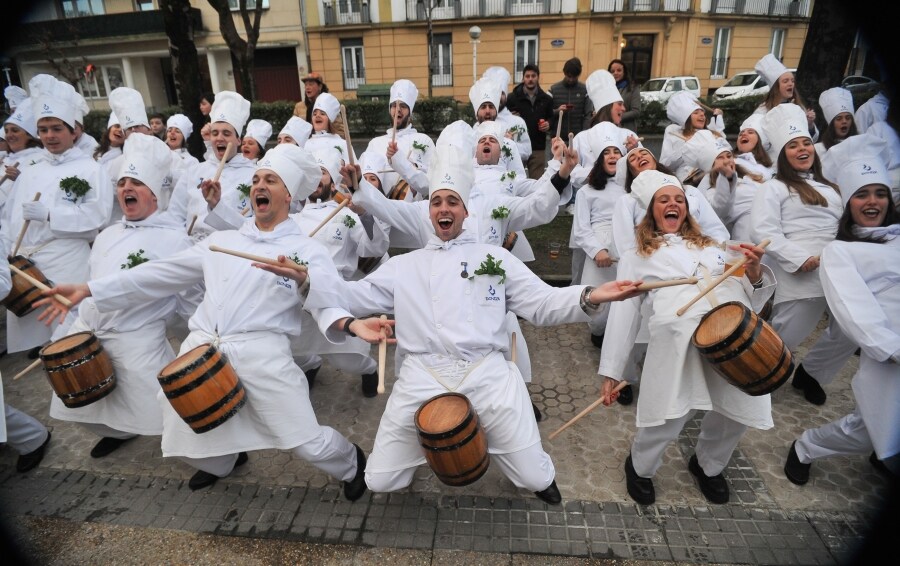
[3,255,51,317]
[157,344,246,434]
[692,301,793,396]
[388,180,411,201]
[502,232,518,251]
[414,392,489,486]
[40,331,117,408]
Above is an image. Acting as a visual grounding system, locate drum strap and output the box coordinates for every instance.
[411,354,486,393]
[699,265,720,308]
[20,240,53,259]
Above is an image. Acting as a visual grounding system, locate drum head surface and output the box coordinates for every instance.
[163,344,214,374]
[693,303,747,347]
[41,331,94,356]
[416,393,470,434]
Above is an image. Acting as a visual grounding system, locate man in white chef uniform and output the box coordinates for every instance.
[43,134,198,459]
[285,145,644,503]
[40,144,386,496]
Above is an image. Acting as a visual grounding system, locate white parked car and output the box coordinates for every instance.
[639,76,701,103]
[713,71,769,101]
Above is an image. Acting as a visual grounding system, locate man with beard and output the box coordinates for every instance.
[468,77,526,179]
[506,64,554,179]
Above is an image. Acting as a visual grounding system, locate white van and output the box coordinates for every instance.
[640,76,702,103]
[713,71,769,101]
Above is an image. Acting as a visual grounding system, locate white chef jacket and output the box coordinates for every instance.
[304,131,355,165]
[699,171,760,242]
[570,123,638,189]
[1,146,110,352]
[1,147,46,221]
[48,212,197,435]
[750,175,842,304]
[364,126,434,197]
[496,107,532,163]
[87,218,350,457]
[659,120,725,178]
[0,252,11,442]
[866,121,900,206]
[820,227,900,460]
[599,236,776,429]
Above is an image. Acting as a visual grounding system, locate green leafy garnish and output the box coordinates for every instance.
[500,171,517,183]
[289,253,308,267]
[121,249,149,270]
[59,176,91,201]
[342,214,356,228]
[412,140,428,152]
[236,183,251,198]
[491,206,510,220]
[501,145,513,158]
[472,253,506,284]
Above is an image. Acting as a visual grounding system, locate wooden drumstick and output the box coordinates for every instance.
[241,206,251,216]
[637,277,698,291]
[510,331,517,364]
[676,239,771,317]
[390,105,397,144]
[9,263,73,307]
[548,380,632,441]
[0,161,20,185]
[556,107,565,139]
[12,192,42,257]
[212,142,233,183]
[308,198,351,237]
[187,214,198,236]
[377,314,388,394]
[208,244,309,272]
[338,105,359,192]
[13,359,43,381]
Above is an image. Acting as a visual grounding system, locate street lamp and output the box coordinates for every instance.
[469,26,481,83]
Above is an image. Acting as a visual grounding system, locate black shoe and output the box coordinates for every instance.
[784,441,811,485]
[869,452,892,477]
[305,365,321,389]
[90,436,136,458]
[689,455,729,503]
[532,402,542,422]
[361,372,378,398]
[624,455,655,505]
[616,384,634,406]
[188,452,248,491]
[534,480,562,504]
[791,364,826,406]
[590,333,604,350]
[26,346,42,360]
[17,430,51,472]
[343,444,368,501]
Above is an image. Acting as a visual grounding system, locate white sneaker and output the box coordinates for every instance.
[564,204,576,216]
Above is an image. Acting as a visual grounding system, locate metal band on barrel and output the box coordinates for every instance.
[181,382,245,423]
[162,357,228,398]
[419,421,481,451]
[158,345,218,385]
[56,375,115,400]
[417,410,476,441]
[41,333,100,361]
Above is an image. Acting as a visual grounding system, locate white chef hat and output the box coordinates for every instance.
[255,143,322,202]
[682,130,733,174]
[244,119,272,149]
[210,90,251,135]
[73,92,90,125]
[279,116,312,147]
[428,145,474,207]
[436,119,476,158]
[469,77,501,115]
[755,53,791,86]
[483,66,511,95]
[473,120,504,145]
[589,121,627,156]
[630,169,684,210]
[107,111,120,129]
[312,92,340,122]
[666,91,702,127]
[118,133,172,199]
[738,113,770,154]
[29,74,79,128]
[311,148,342,192]
[4,97,38,138]
[762,103,810,161]
[359,150,389,189]
[166,113,193,139]
[5,85,27,112]
[819,87,855,125]
[390,79,419,113]
[820,133,892,209]
[586,69,623,111]
[108,87,149,130]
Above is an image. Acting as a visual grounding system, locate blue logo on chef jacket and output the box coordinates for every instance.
[277,275,293,290]
[333,227,343,241]
[490,225,498,238]
[485,285,500,301]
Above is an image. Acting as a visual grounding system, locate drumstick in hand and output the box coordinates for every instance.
[548,380,632,441]
[510,331,517,364]
[9,263,72,306]
[0,161,20,185]
[676,239,771,316]
[377,314,388,394]
[187,214,198,236]
[13,192,41,257]
[212,142,234,183]
[208,245,309,272]
[339,105,359,192]
[308,197,351,237]
[13,359,43,381]
[637,277,698,291]
[556,107,565,139]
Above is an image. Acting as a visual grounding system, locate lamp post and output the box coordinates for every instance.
[469,26,481,83]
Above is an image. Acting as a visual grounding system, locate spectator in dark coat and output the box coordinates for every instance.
[549,58,593,142]
[609,59,642,133]
[507,64,554,179]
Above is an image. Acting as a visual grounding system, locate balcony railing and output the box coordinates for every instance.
[15,8,202,44]
[344,74,366,91]
[405,0,562,21]
[432,73,453,87]
[591,0,690,12]
[709,0,810,16]
[323,0,371,25]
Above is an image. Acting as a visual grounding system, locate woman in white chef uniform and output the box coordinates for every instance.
[659,91,725,182]
[42,134,197,459]
[784,134,900,482]
[1,74,110,356]
[164,114,200,176]
[599,170,775,505]
[302,93,355,165]
[1,96,46,220]
[751,103,857,406]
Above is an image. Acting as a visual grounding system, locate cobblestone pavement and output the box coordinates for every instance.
[1,313,896,564]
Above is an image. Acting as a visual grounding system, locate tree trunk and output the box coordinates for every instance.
[207,0,263,102]
[796,0,858,129]
[159,0,206,159]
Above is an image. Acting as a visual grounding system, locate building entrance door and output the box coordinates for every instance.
[622,34,654,85]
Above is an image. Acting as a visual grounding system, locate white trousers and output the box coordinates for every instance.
[3,404,48,454]
[630,410,747,478]
[794,407,900,476]
[79,422,139,441]
[770,299,856,384]
[295,353,377,376]
[365,440,555,493]
[178,426,357,481]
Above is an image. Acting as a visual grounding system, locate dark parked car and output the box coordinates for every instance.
[841,75,881,102]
